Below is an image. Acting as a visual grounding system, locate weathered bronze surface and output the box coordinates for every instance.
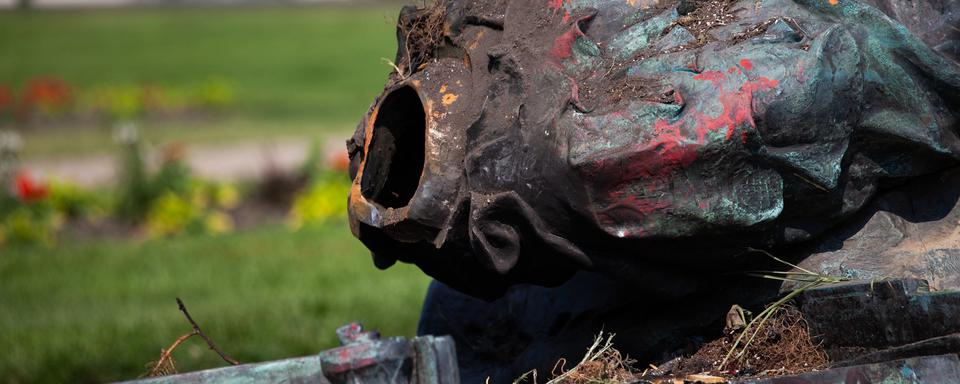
[741,354,960,384]
[348,0,960,299]
[786,169,960,291]
[795,279,960,361]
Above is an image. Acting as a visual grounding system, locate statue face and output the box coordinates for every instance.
[347,0,960,297]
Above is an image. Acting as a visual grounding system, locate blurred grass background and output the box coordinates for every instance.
[0,4,399,158]
[0,3,434,383]
[1,222,431,383]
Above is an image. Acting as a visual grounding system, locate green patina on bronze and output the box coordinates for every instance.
[347,0,959,299]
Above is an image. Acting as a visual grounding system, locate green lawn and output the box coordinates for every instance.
[0,6,428,383]
[0,5,400,124]
[0,222,431,383]
[1,4,402,160]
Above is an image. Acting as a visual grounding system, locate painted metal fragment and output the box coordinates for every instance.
[121,323,458,384]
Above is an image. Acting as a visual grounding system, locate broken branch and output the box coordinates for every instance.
[176,297,240,366]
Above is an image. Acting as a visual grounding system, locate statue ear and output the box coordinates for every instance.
[468,192,591,275]
[469,218,521,274]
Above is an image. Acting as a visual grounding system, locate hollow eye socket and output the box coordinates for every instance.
[360,86,426,209]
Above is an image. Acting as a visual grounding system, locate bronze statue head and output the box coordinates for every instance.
[347,0,960,298]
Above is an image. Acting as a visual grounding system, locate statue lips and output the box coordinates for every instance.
[348,0,960,298]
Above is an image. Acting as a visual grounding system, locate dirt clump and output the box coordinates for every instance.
[678,305,829,377]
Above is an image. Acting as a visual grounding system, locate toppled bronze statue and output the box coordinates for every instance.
[348,0,959,297]
[347,0,959,381]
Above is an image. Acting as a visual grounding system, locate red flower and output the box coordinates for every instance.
[19,76,72,115]
[13,170,48,203]
[327,148,351,173]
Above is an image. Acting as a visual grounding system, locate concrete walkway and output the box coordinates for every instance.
[22,138,345,187]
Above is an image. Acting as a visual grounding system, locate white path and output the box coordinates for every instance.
[22,138,346,187]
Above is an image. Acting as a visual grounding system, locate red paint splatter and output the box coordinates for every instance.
[666,69,780,143]
[337,347,353,363]
[569,78,592,111]
[673,89,685,105]
[581,69,780,237]
[583,122,699,183]
[551,28,579,59]
[742,76,780,92]
[739,58,753,71]
[599,193,672,229]
[548,0,564,9]
[693,70,725,87]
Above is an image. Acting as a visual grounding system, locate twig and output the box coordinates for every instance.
[147,330,197,377]
[381,58,407,80]
[792,172,828,192]
[176,297,240,366]
[546,332,615,384]
[744,247,818,276]
[142,331,196,377]
[512,369,538,384]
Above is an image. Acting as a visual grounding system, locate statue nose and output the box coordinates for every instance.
[348,83,434,244]
[347,58,472,247]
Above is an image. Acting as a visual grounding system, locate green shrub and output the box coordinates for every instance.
[287,172,350,229]
[0,204,63,247]
[193,77,235,111]
[144,182,237,238]
[145,191,198,237]
[90,85,144,121]
[48,181,107,219]
[114,126,153,222]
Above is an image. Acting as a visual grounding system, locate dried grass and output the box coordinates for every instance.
[509,250,839,383]
[665,0,738,46]
[510,333,637,384]
[510,311,828,384]
[140,298,239,378]
[141,331,196,378]
[682,305,828,375]
[548,333,636,384]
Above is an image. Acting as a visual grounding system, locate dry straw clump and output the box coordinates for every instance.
[682,305,829,376]
[509,333,636,384]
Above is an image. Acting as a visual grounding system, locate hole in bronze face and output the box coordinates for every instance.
[360,86,426,209]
